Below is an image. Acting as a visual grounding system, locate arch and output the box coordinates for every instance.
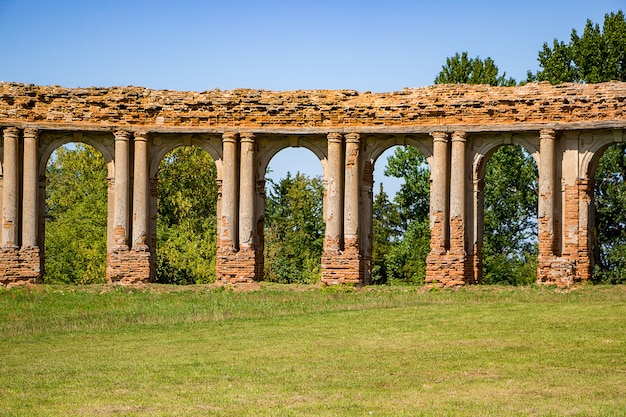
[472,132,539,185]
[472,136,539,285]
[256,134,328,183]
[366,140,432,285]
[365,134,433,171]
[153,144,219,284]
[262,144,326,284]
[149,134,222,180]
[43,140,110,283]
[39,132,115,179]
[579,130,625,182]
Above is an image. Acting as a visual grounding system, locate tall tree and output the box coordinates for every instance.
[371,146,430,285]
[482,146,538,285]
[435,52,516,86]
[45,144,108,284]
[528,11,626,84]
[529,10,626,283]
[156,146,218,284]
[264,172,325,284]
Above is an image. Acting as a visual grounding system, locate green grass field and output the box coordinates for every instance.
[0,284,624,416]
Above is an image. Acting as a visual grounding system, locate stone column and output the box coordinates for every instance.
[428,131,449,254]
[325,132,344,253]
[220,132,239,252]
[132,131,149,250]
[343,133,360,250]
[2,127,19,247]
[449,131,467,255]
[239,132,255,249]
[538,129,556,258]
[22,128,39,247]
[113,130,131,249]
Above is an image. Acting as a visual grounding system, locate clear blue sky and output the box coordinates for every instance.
[1,0,622,92]
[1,0,623,191]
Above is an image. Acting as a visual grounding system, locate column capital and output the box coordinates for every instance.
[540,128,557,140]
[345,132,360,143]
[114,130,131,141]
[23,127,39,139]
[452,131,467,142]
[327,132,343,143]
[240,132,256,143]
[222,132,238,143]
[134,131,149,142]
[2,126,19,139]
[431,131,448,142]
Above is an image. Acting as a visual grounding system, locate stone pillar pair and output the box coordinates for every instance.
[106,130,151,284]
[321,132,363,284]
[426,131,472,287]
[536,128,588,287]
[215,132,259,284]
[0,127,41,285]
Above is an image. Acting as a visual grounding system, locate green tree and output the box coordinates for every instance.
[434,52,516,86]
[528,10,625,83]
[156,146,218,284]
[371,146,430,285]
[593,147,626,284]
[528,10,626,283]
[371,184,400,284]
[45,144,108,284]
[482,146,538,285]
[264,172,325,284]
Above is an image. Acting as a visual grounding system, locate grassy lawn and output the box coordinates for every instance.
[0,284,624,416]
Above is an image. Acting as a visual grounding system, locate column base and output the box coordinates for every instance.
[425,251,474,287]
[537,255,578,288]
[321,244,364,285]
[106,248,152,284]
[0,246,42,286]
[215,247,258,284]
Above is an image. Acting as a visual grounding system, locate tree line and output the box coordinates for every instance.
[45,11,626,285]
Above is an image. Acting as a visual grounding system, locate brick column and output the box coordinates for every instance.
[426,131,450,286]
[449,131,467,255]
[0,127,41,285]
[428,132,449,254]
[2,127,19,247]
[22,128,39,248]
[325,132,344,254]
[344,133,360,250]
[107,130,148,284]
[220,132,238,252]
[216,132,256,285]
[239,132,256,249]
[112,130,130,250]
[537,128,557,284]
[321,133,345,284]
[132,132,149,250]
[341,132,363,284]
[448,131,470,284]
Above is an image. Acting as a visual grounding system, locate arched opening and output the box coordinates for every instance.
[481,144,538,285]
[155,146,218,284]
[44,143,108,283]
[371,145,430,285]
[264,147,325,284]
[591,142,626,284]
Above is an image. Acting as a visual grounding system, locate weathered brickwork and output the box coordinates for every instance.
[106,249,151,285]
[0,247,41,286]
[1,82,625,130]
[0,82,625,287]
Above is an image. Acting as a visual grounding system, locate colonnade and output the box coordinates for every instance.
[0,124,622,287]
